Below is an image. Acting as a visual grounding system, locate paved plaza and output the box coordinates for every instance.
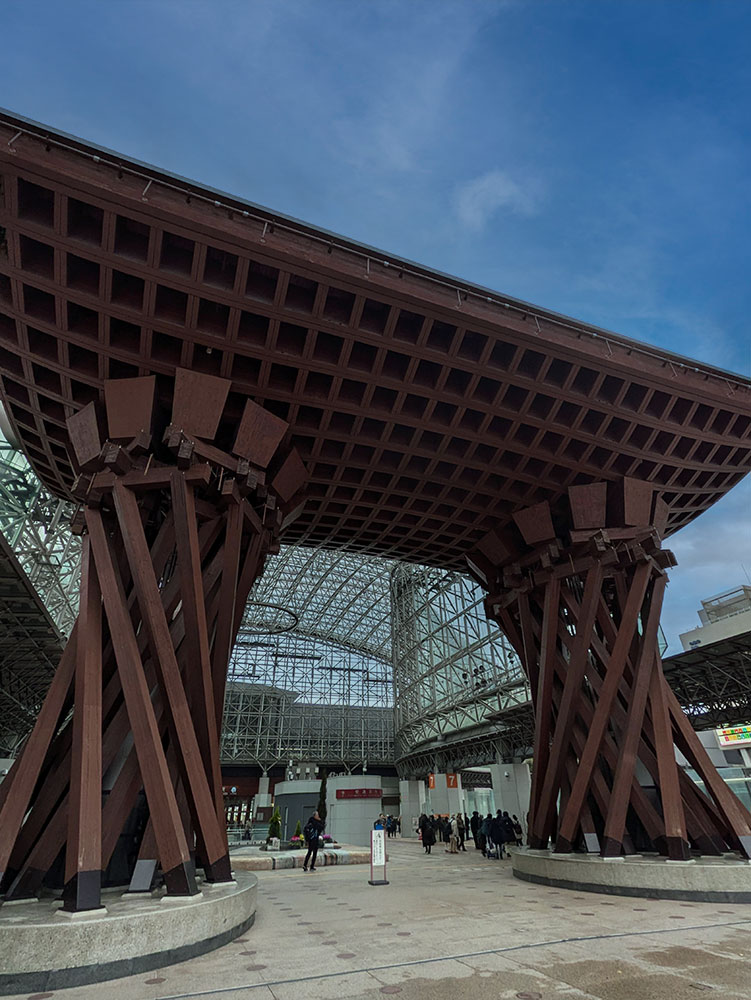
[15,839,751,1000]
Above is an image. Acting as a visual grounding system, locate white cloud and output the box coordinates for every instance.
[454,169,539,230]
[329,4,504,175]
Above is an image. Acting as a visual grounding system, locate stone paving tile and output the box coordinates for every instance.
[367,956,474,986]
[267,969,381,1000]
[357,969,600,1000]
[11,839,751,1000]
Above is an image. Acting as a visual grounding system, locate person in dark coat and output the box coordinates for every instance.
[442,817,451,844]
[490,811,506,859]
[512,814,524,846]
[480,813,492,856]
[303,810,325,871]
[456,813,467,851]
[429,814,440,841]
[470,810,481,849]
[501,811,516,854]
[418,813,436,854]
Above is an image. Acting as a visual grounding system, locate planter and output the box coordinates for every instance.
[260,840,341,852]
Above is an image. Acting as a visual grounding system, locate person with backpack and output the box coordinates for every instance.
[302,810,325,872]
[512,814,524,846]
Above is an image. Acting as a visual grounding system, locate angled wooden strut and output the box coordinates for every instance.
[0,370,308,909]
[63,536,103,910]
[470,476,751,862]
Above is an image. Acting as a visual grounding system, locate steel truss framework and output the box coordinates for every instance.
[0,427,80,752]
[222,545,393,771]
[396,727,530,780]
[391,562,528,773]
[0,430,80,637]
[662,630,751,731]
[223,640,393,771]
[0,534,63,754]
[220,544,530,776]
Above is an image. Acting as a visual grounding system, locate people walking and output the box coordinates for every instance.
[512,814,524,846]
[501,811,516,854]
[456,813,467,851]
[303,810,325,871]
[418,813,436,854]
[445,814,459,853]
[480,813,492,857]
[442,817,451,846]
[470,810,481,849]
[491,810,506,859]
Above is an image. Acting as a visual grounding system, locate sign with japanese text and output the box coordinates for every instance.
[372,828,385,866]
[716,725,751,747]
[369,828,389,887]
[336,788,382,799]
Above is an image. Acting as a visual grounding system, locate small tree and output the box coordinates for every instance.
[317,769,328,824]
[267,807,282,842]
[294,819,302,839]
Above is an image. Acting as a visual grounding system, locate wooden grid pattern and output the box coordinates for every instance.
[1,113,750,571]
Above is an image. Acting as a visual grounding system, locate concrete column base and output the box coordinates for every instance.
[511,847,751,902]
[0,872,257,995]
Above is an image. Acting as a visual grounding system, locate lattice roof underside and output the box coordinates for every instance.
[1,110,750,571]
[662,629,751,730]
[243,545,393,662]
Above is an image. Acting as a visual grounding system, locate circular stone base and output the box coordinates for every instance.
[0,871,257,995]
[512,847,751,902]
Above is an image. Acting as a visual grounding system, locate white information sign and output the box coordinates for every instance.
[369,828,389,886]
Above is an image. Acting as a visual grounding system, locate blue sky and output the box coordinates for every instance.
[2,0,749,649]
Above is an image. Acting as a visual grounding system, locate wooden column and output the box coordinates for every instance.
[471,477,751,861]
[0,368,307,899]
[63,536,103,910]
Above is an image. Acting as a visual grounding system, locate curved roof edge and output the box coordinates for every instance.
[2,105,748,390]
